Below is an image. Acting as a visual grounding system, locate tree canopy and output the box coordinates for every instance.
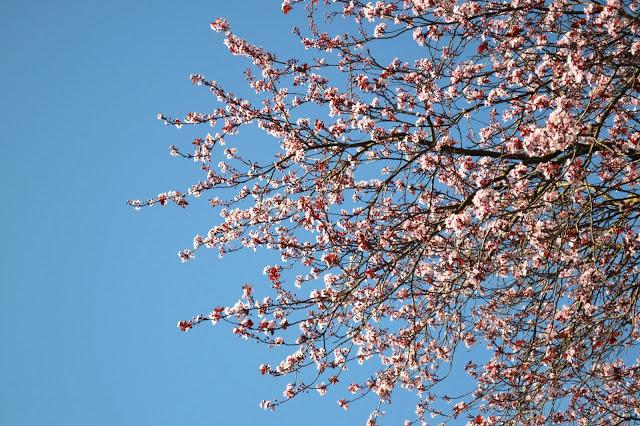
[130,1,640,424]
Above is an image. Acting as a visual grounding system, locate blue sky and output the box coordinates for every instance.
[0,1,438,425]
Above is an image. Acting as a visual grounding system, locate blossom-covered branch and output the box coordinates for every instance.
[131,1,640,424]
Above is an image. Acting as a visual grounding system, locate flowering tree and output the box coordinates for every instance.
[130,1,640,424]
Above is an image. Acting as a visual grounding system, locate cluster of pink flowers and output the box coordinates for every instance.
[134,0,640,424]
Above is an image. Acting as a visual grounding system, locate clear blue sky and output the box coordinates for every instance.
[0,1,441,425]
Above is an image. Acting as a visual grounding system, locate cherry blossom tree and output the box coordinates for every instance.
[130,1,640,424]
